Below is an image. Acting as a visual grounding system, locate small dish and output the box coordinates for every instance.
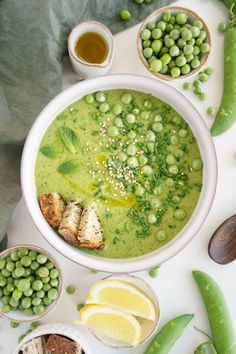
[85,273,160,349]
[0,244,63,323]
[68,21,114,79]
[13,322,92,354]
[137,6,211,81]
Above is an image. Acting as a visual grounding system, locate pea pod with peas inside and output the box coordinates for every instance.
[193,270,236,354]
[143,314,194,354]
[211,5,236,135]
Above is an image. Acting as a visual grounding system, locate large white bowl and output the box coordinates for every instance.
[21,74,217,273]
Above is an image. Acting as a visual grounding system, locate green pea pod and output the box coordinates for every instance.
[143,314,194,354]
[219,0,236,9]
[193,271,236,354]
[194,342,217,354]
[211,8,236,136]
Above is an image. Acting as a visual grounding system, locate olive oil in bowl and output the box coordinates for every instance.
[75,32,108,64]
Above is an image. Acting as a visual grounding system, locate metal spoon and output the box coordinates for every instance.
[208,214,236,265]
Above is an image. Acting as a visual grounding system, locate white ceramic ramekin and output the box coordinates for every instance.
[68,21,114,79]
[13,322,92,354]
[21,74,217,273]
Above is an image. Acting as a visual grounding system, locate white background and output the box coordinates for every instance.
[1,0,236,353]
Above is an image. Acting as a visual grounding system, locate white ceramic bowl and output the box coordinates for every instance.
[13,322,92,354]
[85,273,160,349]
[21,74,217,273]
[0,244,63,323]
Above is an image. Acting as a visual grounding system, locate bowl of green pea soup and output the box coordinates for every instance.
[21,74,217,273]
[0,244,63,322]
[137,6,211,80]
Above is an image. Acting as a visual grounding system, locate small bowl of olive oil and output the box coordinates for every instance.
[68,21,114,79]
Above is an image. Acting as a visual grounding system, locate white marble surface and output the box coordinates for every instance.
[1,0,236,353]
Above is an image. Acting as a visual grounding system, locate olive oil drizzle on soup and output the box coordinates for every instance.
[35,89,203,259]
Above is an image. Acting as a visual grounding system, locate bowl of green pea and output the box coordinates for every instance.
[0,244,63,322]
[137,6,211,80]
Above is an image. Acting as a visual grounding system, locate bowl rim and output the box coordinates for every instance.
[13,322,92,354]
[87,273,160,349]
[20,73,217,273]
[0,244,63,323]
[137,5,211,81]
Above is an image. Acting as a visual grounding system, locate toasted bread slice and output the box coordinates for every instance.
[21,337,45,354]
[39,192,65,228]
[77,207,105,249]
[58,201,82,246]
[46,334,79,354]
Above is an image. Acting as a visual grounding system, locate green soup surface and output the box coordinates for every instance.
[35,89,203,258]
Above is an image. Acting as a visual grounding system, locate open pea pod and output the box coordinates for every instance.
[194,342,217,354]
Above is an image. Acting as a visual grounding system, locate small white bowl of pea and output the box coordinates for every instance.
[137,6,211,80]
[0,244,63,323]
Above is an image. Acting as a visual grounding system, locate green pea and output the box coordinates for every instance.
[186,54,194,63]
[169,45,180,57]
[168,165,178,174]
[21,297,32,309]
[36,290,45,299]
[191,58,201,69]
[132,108,139,115]
[3,287,10,296]
[201,42,210,54]
[38,267,50,278]
[176,56,187,67]
[24,308,33,316]
[6,261,15,273]
[126,144,137,156]
[95,91,106,103]
[128,130,136,140]
[10,321,20,328]
[192,158,203,170]
[142,165,153,175]
[166,154,176,165]
[17,248,28,258]
[117,152,127,162]
[151,28,162,41]
[107,125,119,137]
[143,47,153,59]
[32,297,42,306]
[166,24,174,33]
[164,36,175,48]
[112,103,123,115]
[149,267,159,278]
[9,297,19,308]
[24,269,31,277]
[48,288,59,300]
[182,82,192,90]
[32,280,43,291]
[20,256,31,267]
[153,185,163,195]
[147,142,155,153]
[2,304,12,313]
[162,11,171,22]
[160,65,168,74]
[121,93,132,105]
[194,20,203,29]
[149,59,162,73]
[196,37,203,46]
[170,135,179,145]
[181,64,190,75]
[0,276,7,287]
[199,73,208,82]
[119,9,131,21]
[150,197,161,209]
[84,94,94,105]
[0,258,6,270]
[169,15,176,25]
[127,157,138,168]
[33,304,45,315]
[143,40,151,49]
[17,279,30,292]
[135,186,145,197]
[194,87,201,95]
[99,102,109,113]
[179,129,188,138]
[126,114,136,124]
[2,295,10,304]
[183,44,193,56]
[181,29,192,41]
[24,288,33,297]
[156,230,167,242]
[10,252,19,262]
[190,26,200,38]
[146,22,156,31]
[146,131,156,142]
[141,29,151,40]
[174,208,186,220]
[12,288,22,301]
[156,20,166,32]
[148,55,157,64]
[36,254,47,265]
[169,29,180,41]
[140,110,150,120]
[207,106,216,117]
[6,283,14,293]
[43,296,52,306]
[43,283,51,292]
[171,67,181,77]
[50,279,59,287]
[173,195,181,203]
[176,13,188,25]
[204,67,213,76]
[66,285,76,295]
[199,30,207,41]
[177,38,186,49]
[159,46,169,56]
[147,214,157,224]
[30,261,39,271]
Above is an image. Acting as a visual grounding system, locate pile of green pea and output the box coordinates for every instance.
[140,11,210,77]
[0,248,60,316]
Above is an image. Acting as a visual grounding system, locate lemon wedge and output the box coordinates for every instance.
[79,304,142,347]
[86,279,157,321]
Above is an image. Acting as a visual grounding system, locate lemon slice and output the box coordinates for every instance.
[79,304,142,347]
[86,279,157,321]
